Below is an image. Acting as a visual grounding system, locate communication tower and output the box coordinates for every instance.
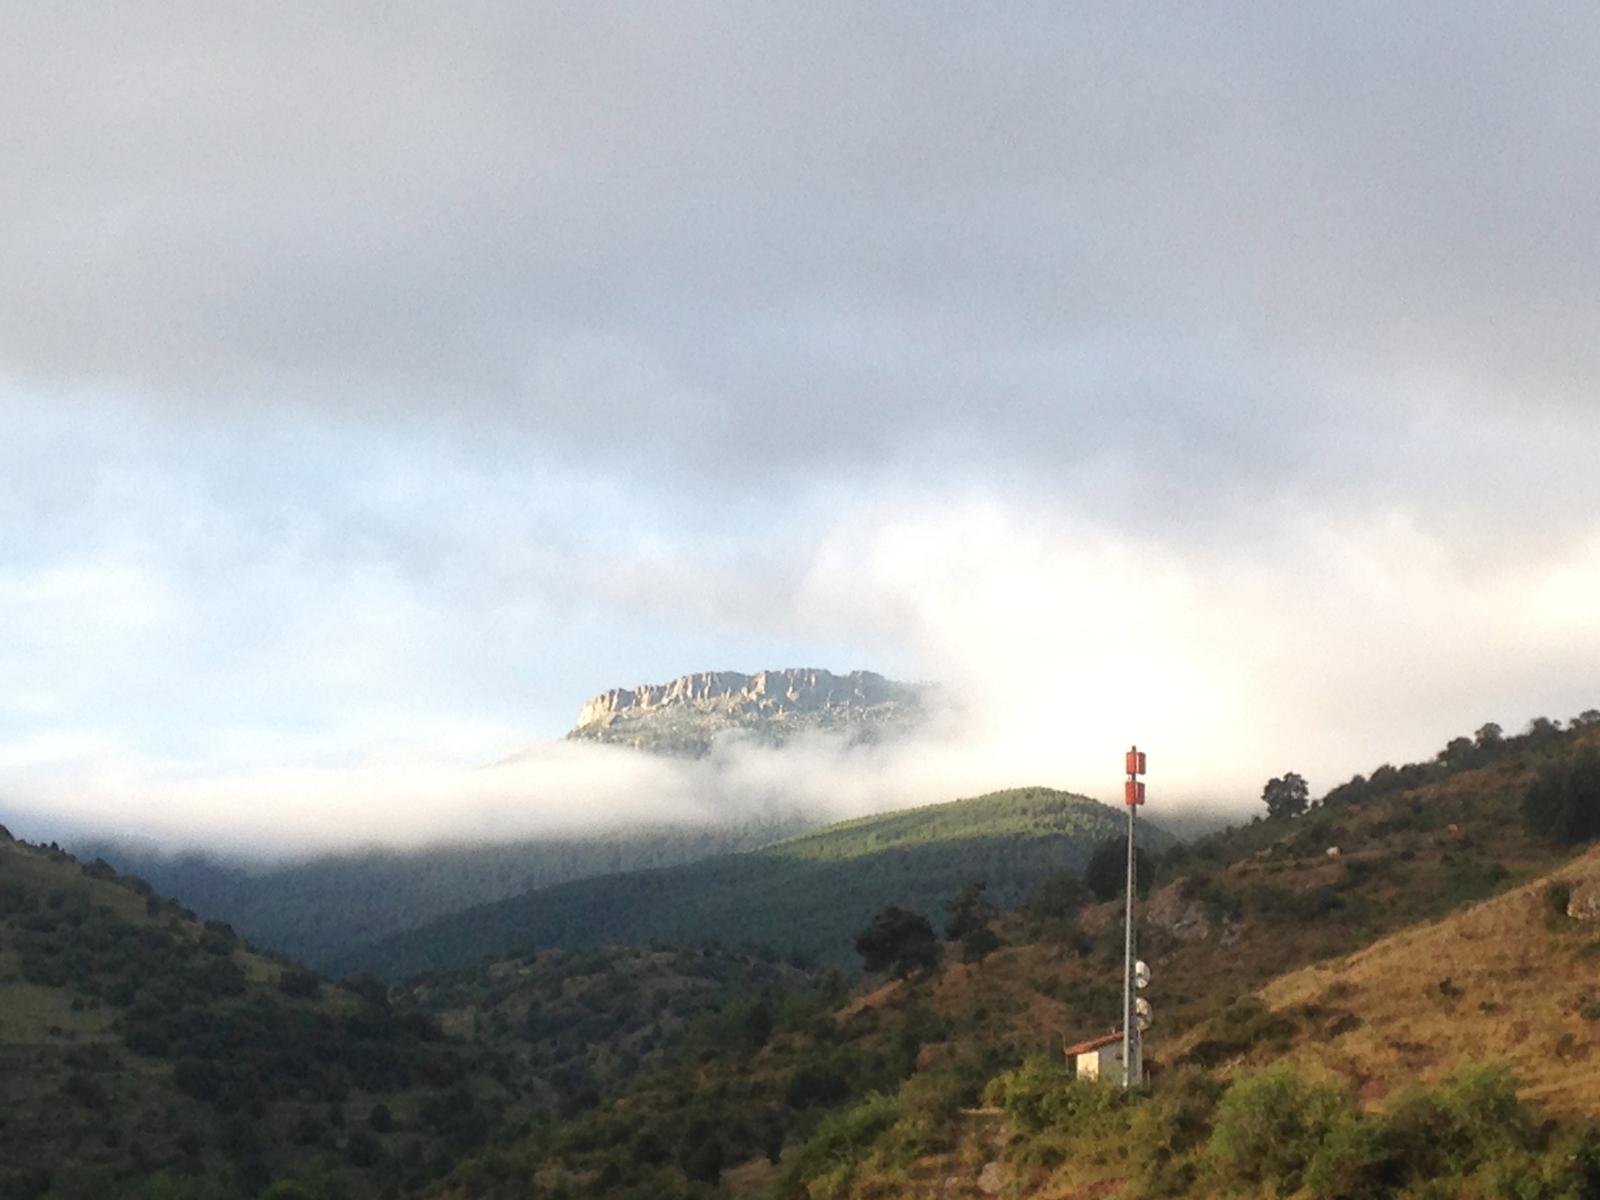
[1122,745,1148,1088]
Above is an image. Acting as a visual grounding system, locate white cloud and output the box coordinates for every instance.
[6,491,1597,853]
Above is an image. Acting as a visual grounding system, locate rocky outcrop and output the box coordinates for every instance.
[575,668,913,728]
[1569,875,1600,923]
[1145,879,1215,944]
[567,668,928,756]
[1145,876,1245,947]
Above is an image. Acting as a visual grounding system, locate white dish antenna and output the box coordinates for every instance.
[1134,997,1153,1031]
[1134,960,1151,989]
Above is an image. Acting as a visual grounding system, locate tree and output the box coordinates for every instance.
[1525,716,1563,741]
[944,882,1001,963]
[1474,722,1504,751]
[1522,747,1600,844]
[854,906,940,977]
[1262,773,1310,820]
[1084,837,1154,902]
[1023,872,1092,924]
[276,967,321,999]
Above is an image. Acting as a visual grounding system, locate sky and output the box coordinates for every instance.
[3,3,1599,850]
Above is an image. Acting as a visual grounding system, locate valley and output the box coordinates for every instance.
[5,712,1599,1198]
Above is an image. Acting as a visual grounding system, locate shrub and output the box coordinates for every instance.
[1183,996,1297,1067]
[1129,1067,1223,1197]
[345,1130,383,1168]
[277,968,321,999]
[984,1055,1128,1138]
[1303,1108,1408,1200]
[1545,880,1574,921]
[1023,872,1092,926]
[62,1072,110,1110]
[1206,1064,1350,1192]
[1302,1064,1537,1199]
[786,1061,850,1109]
[778,1093,898,1198]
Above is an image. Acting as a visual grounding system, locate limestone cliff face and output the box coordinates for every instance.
[568,668,925,756]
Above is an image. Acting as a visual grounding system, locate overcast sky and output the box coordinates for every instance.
[4,4,1599,848]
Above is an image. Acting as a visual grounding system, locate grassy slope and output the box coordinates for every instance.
[1251,842,1600,1116]
[338,788,1175,979]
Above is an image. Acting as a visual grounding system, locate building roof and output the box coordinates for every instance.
[1063,1030,1123,1056]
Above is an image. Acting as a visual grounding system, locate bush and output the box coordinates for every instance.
[62,1072,110,1110]
[787,1061,850,1109]
[1301,1065,1538,1199]
[778,1093,899,1198]
[1129,1067,1223,1197]
[277,968,322,999]
[1206,1064,1350,1192]
[1183,996,1297,1067]
[1023,872,1092,926]
[345,1130,383,1168]
[984,1055,1128,1137]
[1546,880,1575,916]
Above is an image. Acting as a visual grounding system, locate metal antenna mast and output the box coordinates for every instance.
[1122,745,1146,1088]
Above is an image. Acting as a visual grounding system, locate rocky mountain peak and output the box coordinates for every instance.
[568,667,925,756]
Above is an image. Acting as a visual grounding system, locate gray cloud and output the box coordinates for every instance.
[3,5,1600,842]
[5,5,1598,518]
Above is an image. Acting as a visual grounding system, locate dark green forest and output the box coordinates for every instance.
[338,789,1173,979]
[88,816,816,970]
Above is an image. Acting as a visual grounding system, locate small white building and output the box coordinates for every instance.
[1064,1030,1124,1081]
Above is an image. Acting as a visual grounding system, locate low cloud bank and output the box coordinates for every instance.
[0,716,1045,857]
[5,494,1598,856]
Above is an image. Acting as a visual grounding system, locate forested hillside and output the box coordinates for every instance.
[11,715,1599,1199]
[87,816,816,970]
[399,943,822,1119]
[0,830,524,1200]
[415,719,1600,1200]
[337,788,1169,979]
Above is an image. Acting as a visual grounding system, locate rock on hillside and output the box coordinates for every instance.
[566,667,928,756]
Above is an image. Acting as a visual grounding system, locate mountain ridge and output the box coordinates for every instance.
[566,666,929,756]
[336,786,1175,979]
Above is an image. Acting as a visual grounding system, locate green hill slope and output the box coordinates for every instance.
[87,815,816,971]
[0,829,523,1200]
[415,722,1600,1200]
[337,788,1173,980]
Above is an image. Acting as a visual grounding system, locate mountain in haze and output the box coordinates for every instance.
[337,786,1174,979]
[565,666,929,756]
[78,668,932,968]
[87,816,817,972]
